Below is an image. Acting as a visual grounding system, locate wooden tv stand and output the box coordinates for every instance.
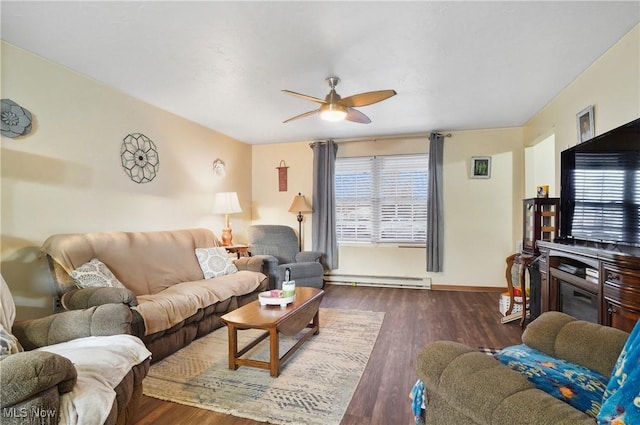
[537,241,640,332]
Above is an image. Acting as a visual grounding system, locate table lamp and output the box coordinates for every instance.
[213,192,242,246]
[288,192,313,251]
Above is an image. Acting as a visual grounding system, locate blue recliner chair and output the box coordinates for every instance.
[247,225,324,289]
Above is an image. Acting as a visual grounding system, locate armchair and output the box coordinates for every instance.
[247,225,324,289]
[0,276,150,425]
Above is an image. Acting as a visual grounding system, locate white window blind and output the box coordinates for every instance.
[335,154,428,244]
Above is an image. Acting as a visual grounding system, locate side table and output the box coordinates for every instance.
[505,253,534,328]
[224,244,250,259]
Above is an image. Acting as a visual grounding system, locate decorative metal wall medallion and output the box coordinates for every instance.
[1,99,33,138]
[120,133,160,183]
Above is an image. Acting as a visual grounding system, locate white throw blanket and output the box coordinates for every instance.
[38,334,151,425]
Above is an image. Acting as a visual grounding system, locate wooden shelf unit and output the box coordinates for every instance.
[522,198,560,255]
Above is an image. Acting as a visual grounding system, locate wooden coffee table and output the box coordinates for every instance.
[221,287,324,377]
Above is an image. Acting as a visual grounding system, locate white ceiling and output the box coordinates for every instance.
[2,1,639,145]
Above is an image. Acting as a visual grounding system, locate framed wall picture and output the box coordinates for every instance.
[471,156,491,179]
[576,105,594,143]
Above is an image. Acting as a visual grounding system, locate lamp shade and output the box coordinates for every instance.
[319,103,348,122]
[213,192,242,214]
[288,193,313,214]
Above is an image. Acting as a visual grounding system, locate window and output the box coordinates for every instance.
[335,154,428,244]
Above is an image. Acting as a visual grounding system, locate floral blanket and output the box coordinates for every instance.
[597,320,640,425]
[494,344,608,417]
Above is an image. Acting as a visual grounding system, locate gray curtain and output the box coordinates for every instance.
[311,140,338,269]
[427,133,444,272]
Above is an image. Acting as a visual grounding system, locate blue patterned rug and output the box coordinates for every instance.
[143,307,385,425]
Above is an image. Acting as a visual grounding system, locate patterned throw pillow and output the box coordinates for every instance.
[195,247,238,279]
[70,258,126,289]
[597,320,640,425]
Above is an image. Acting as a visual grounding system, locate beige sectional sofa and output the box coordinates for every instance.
[41,228,268,362]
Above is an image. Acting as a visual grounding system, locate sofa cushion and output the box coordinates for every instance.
[195,247,238,278]
[522,311,628,377]
[134,270,266,335]
[70,258,126,289]
[495,344,608,417]
[0,350,77,408]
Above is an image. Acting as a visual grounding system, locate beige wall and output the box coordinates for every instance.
[524,24,640,193]
[252,129,525,288]
[1,42,252,319]
[437,128,525,287]
[251,142,315,248]
[524,134,556,199]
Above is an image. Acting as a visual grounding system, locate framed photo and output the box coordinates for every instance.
[576,105,594,143]
[471,156,491,179]
[536,185,549,198]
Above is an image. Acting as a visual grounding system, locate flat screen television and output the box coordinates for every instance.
[560,117,640,248]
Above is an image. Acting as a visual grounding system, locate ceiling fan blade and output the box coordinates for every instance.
[283,109,318,123]
[282,90,327,104]
[341,90,397,107]
[345,108,371,124]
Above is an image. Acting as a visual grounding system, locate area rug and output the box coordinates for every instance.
[477,347,502,355]
[143,307,385,425]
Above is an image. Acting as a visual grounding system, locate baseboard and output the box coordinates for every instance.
[324,273,430,289]
[430,284,506,292]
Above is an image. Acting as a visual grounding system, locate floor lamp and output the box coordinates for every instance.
[213,192,242,246]
[288,192,313,251]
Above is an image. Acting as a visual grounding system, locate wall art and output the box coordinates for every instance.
[470,156,491,179]
[212,158,226,177]
[277,160,288,192]
[576,105,594,143]
[1,99,33,138]
[120,133,160,183]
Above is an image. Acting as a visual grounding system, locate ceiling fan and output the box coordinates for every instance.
[282,77,396,124]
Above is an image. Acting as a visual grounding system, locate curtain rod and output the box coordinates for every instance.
[309,131,452,147]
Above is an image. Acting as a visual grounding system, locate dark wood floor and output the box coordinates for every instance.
[133,284,524,425]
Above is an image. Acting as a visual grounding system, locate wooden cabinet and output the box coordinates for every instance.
[537,245,550,313]
[602,263,640,332]
[522,198,560,255]
[538,241,640,333]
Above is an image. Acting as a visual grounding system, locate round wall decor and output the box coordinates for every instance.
[120,133,160,184]
[1,99,33,138]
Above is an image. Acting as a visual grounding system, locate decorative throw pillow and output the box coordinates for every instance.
[70,258,126,289]
[195,247,238,279]
[597,320,640,425]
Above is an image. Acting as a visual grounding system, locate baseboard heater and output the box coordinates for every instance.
[324,273,431,289]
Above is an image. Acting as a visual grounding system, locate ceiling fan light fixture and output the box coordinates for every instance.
[319,103,347,122]
[283,77,395,124]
